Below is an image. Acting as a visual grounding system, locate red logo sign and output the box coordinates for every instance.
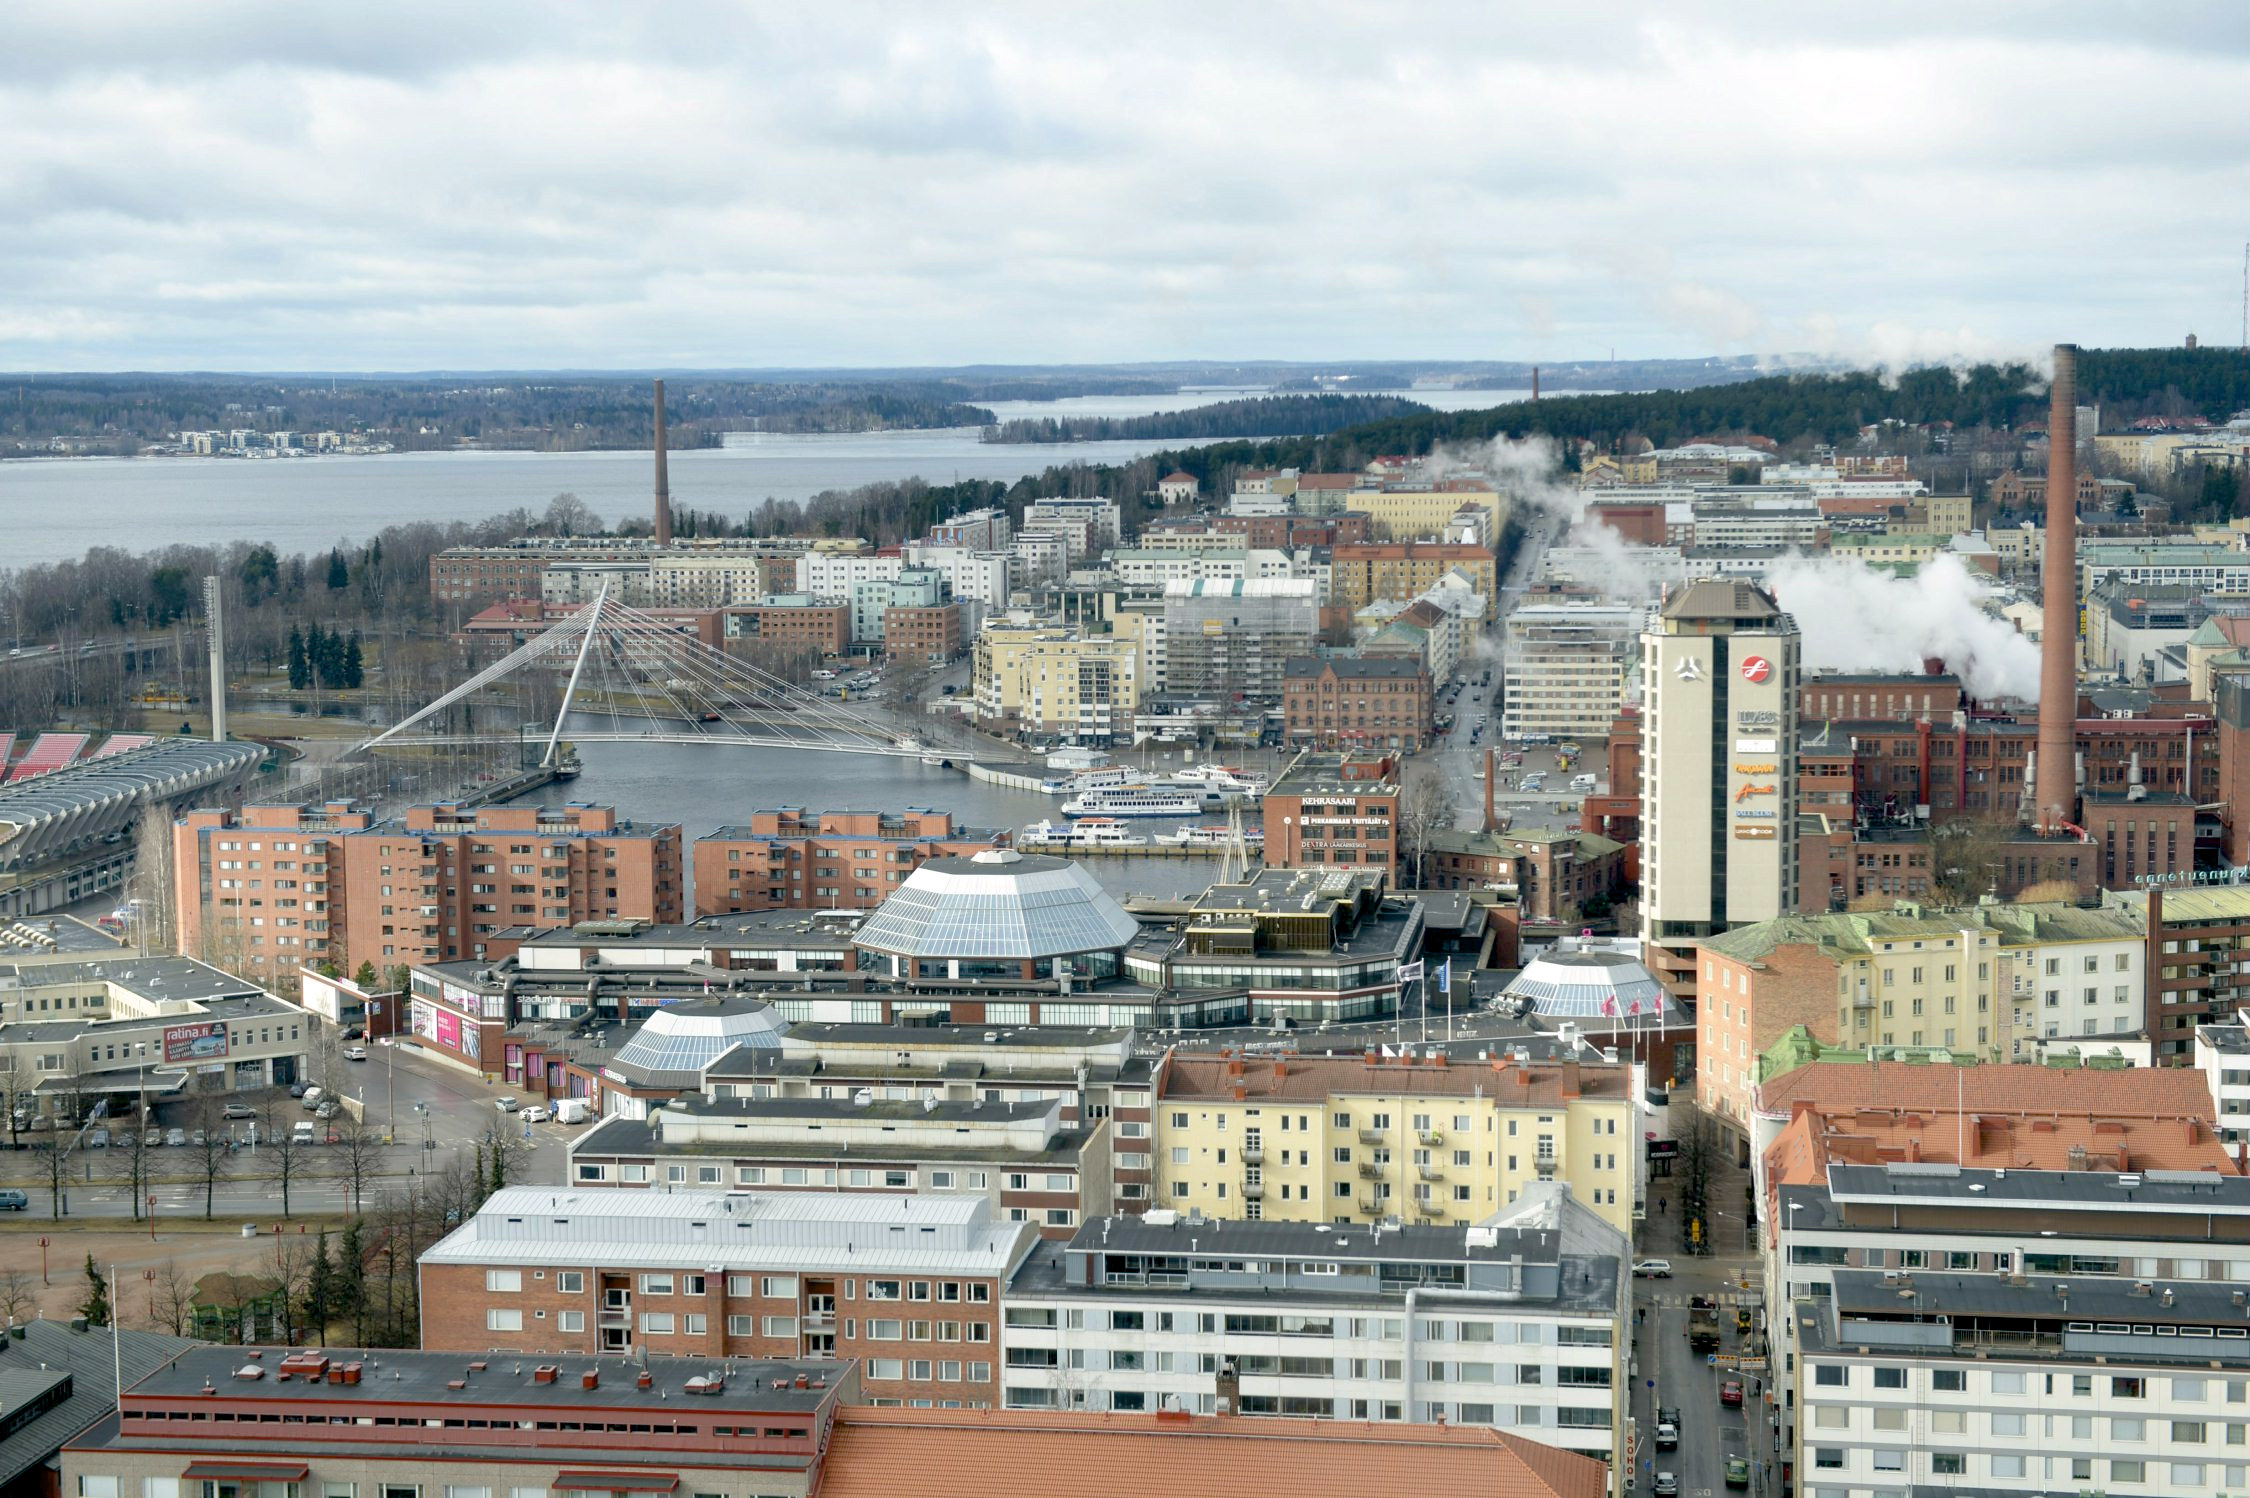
[1740,655,1772,684]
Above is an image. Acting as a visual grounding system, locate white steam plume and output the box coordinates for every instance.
[1764,551,2043,703]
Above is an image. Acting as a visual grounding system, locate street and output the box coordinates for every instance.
[2,1036,577,1220]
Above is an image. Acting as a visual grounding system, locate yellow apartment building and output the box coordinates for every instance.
[1152,1050,1637,1235]
[1350,487,1509,542]
[971,624,1141,738]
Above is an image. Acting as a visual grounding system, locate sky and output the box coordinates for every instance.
[2,1,2246,372]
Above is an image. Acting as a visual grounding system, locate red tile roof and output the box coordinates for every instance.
[1757,1060,2213,1121]
[818,1407,1611,1498]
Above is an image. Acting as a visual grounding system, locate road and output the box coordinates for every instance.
[1630,1274,1769,1498]
[3,1037,580,1220]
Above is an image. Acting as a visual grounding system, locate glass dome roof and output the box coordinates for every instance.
[1502,945,1683,1023]
[852,849,1142,961]
[607,997,788,1082]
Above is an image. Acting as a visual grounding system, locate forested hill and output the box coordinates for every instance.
[981,393,1431,444]
[1062,346,2247,487]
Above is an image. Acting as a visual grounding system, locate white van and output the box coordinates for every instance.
[812,669,837,680]
[1570,773,1598,792]
[290,1120,318,1145]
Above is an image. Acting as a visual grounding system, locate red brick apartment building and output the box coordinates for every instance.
[721,597,853,655]
[429,547,550,609]
[419,1187,1036,1408]
[1282,654,1432,751]
[883,600,965,663]
[692,809,1003,915]
[1261,752,1400,870]
[174,801,683,982]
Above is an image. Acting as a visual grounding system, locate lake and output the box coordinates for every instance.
[0,388,1527,567]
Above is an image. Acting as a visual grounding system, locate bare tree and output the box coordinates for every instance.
[1394,767,1460,889]
[327,1119,385,1215]
[35,1138,70,1220]
[0,1267,36,1325]
[110,1120,155,1222]
[146,1260,198,1336]
[183,1098,232,1219]
[129,789,177,956]
[261,1101,307,1218]
[542,493,602,537]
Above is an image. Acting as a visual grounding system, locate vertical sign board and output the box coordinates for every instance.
[1727,645,1790,919]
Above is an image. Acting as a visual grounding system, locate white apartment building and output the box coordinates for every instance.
[1012,530,1070,590]
[1984,901,2147,1053]
[1500,602,1645,742]
[2196,1012,2250,1146]
[1021,499,1122,563]
[1686,502,1826,550]
[906,544,1014,610]
[796,553,906,643]
[1795,1269,2250,1498]
[1109,549,1296,589]
[998,1202,1626,1465]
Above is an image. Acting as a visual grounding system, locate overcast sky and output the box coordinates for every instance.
[3,1,2246,372]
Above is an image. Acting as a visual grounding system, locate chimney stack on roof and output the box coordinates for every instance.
[2035,343,2077,834]
[652,377,674,547]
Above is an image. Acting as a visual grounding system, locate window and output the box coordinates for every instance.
[1991,1455,2026,1478]
[1813,1449,1843,1470]
[1991,1412,2025,1437]
[1932,1368,1964,1391]
[486,1308,523,1332]
[1930,1453,1964,1476]
[763,1276,798,1297]
[559,1310,584,1332]
[1873,1367,1905,1389]
[640,1273,674,1295]
[641,1312,675,1334]
[1871,1449,1904,1472]
[76,1481,119,1498]
[1813,1363,1846,1386]
[2114,1375,2146,1399]
[557,1271,584,1294]
[444,1489,491,1498]
[484,1269,522,1293]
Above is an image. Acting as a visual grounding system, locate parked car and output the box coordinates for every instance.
[1719,1380,1744,1407]
[189,1130,208,1147]
[164,1128,187,1147]
[1652,1474,1679,1498]
[1724,1456,1750,1489]
[1632,1258,1674,1278]
[144,1129,164,1147]
[495,1096,520,1113]
[343,1046,369,1061]
[288,1081,309,1098]
[520,1106,551,1124]
[223,1102,258,1120]
[314,1101,339,1120]
[1654,1420,1679,1450]
[83,1127,110,1148]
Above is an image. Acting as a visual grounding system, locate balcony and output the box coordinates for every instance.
[1243,1181,1264,1201]
[1534,1159,1558,1178]
[1356,1196,1383,1216]
[1356,1160,1383,1180]
[1357,1127,1386,1145]
[1413,1198,1444,1218]
[1418,1129,1444,1146]
[1417,1163,1445,1182]
[1242,1147,1265,1166]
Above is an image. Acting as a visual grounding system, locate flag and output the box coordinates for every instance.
[1601,996,1619,1016]
[1437,959,1452,995]
[1628,997,1643,1016]
[1399,960,1426,983]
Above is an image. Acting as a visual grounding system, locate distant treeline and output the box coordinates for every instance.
[981,393,1432,444]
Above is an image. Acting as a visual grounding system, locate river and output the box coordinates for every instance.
[510,736,1296,902]
[0,388,1526,567]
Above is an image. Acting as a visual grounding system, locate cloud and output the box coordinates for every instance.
[0,1,2244,369]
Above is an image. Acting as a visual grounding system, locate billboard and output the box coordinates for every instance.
[162,1022,229,1064]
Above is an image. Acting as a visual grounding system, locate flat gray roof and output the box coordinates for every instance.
[1827,1161,2246,1212]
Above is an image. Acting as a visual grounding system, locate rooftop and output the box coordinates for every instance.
[0,1321,196,1490]
[1157,1051,1629,1107]
[420,1186,1039,1275]
[818,1406,1611,1498]
[1500,943,1681,1024]
[1756,1058,2219,1124]
[118,1345,847,1413]
[1659,578,1783,622]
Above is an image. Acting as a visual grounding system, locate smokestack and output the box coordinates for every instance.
[652,377,673,547]
[1531,366,1540,402]
[1484,746,1497,832]
[2035,344,2077,834]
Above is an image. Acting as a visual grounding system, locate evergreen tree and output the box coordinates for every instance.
[79,1254,112,1326]
[304,1230,335,1339]
[337,1219,368,1343]
[325,549,349,590]
[343,631,364,689]
[286,626,309,690]
[353,960,379,989]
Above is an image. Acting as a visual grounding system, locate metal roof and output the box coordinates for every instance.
[0,1322,198,1488]
[852,851,1140,961]
[0,739,262,871]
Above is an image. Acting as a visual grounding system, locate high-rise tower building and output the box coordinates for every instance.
[1638,580,1800,953]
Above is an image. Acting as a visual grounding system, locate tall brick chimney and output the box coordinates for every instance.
[2034,344,2077,833]
[652,377,674,547]
[1484,746,1498,832]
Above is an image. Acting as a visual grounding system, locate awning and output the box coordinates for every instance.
[551,1477,678,1493]
[181,1462,311,1480]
